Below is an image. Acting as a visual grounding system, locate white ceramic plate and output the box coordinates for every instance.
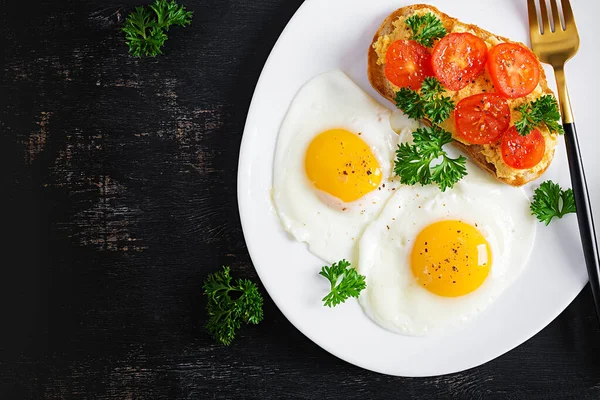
[238,0,600,376]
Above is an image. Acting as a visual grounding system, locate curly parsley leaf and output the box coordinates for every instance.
[394,126,467,191]
[405,12,447,47]
[203,266,264,345]
[319,260,366,307]
[150,0,193,29]
[420,76,445,99]
[430,155,469,192]
[394,77,454,125]
[530,180,576,225]
[395,88,425,120]
[420,77,455,124]
[123,0,192,57]
[515,95,564,136]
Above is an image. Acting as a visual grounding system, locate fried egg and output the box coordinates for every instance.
[272,70,418,263]
[357,164,536,336]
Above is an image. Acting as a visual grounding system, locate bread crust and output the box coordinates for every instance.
[368,4,556,186]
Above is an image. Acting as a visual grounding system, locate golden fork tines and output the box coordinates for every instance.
[527,0,579,123]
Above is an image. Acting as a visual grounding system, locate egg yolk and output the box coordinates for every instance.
[410,220,492,297]
[305,129,382,202]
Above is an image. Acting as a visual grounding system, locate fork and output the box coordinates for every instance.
[527,0,600,323]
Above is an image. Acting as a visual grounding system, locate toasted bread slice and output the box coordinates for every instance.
[368,4,558,186]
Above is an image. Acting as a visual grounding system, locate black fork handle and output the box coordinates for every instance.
[564,122,600,324]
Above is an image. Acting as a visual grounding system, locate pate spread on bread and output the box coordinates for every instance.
[368,4,559,186]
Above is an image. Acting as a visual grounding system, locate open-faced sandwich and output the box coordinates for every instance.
[368,4,564,186]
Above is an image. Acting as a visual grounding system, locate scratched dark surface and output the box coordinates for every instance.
[2,0,600,398]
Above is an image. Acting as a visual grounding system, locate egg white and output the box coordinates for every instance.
[357,163,537,336]
[272,70,418,264]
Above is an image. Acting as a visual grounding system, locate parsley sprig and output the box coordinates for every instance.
[123,0,193,57]
[394,77,464,190]
[530,180,576,225]
[515,95,564,136]
[394,126,467,192]
[395,77,455,125]
[405,12,447,47]
[203,266,264,345]
[320,260,366,307]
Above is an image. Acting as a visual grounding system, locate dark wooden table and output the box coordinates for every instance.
[2,1,600,398]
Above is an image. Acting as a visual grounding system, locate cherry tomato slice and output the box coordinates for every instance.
[431,33,488,91]
[488,43,540,99]
[501,126,545,169]
[454,93,510,144]
[384,40,433,90]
